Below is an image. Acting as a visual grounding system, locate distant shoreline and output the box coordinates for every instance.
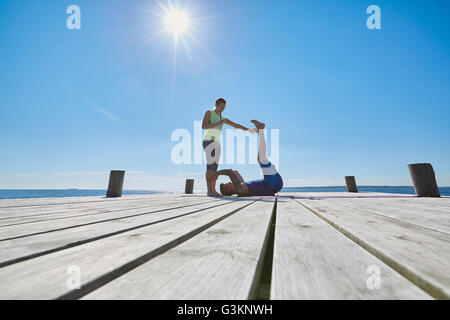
[1,186,449,199]
[2,185,450,191]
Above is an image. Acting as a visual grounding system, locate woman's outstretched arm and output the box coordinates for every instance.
[223,118,249,131]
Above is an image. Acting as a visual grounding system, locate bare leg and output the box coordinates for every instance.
[210,173,221,196]
[204,141,222,197]
[206,170,221,197]
[251,120,268,164]
[206,169,212,194]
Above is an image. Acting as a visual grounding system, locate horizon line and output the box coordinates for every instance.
[1,185,450,191]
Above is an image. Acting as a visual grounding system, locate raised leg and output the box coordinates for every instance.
[251,120,269,164]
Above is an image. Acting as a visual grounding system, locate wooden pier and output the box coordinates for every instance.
[0,192,448,300]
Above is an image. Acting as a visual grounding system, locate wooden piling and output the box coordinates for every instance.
[106,170,125,198]
[345,176,358,193]
[185,179,194,194]
[408,163,440,197]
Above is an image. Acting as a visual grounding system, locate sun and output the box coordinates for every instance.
[140,1,215,99]
[164,8,189,37]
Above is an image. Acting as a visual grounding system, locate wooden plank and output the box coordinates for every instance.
[0,197,215,227]
[0,199,233,265]
[343,197,450,210]
[0,193,175,209]
[271,199,431,299]
[0,199,256,299]
[0,194,179,216]
[296,199,450,299]
[280,192,402,198]
[330,198,450,234]
[83,199,275,300]
[281,192,450,208]
[0,201,170,226]
[0,201,156,222]
[0,194,161,207]
[0,198,217,241]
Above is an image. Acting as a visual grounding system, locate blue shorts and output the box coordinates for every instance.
[245,162,283,196]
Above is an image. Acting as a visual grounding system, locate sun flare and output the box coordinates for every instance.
[164,8,189,37]
[141,1,215,99]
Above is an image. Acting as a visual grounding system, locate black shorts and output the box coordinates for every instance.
[203,140,221,172]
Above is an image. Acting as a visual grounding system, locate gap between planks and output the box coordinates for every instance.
[0,199,239,268]
[293,199,449,300]
[0,199,229,242]
[0,197,219,228]
[0,199,258,299]
[0,194,179,209]
[59,199,259,300]
[83,199,276,300]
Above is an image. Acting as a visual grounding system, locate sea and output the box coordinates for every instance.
[0,186,449,199]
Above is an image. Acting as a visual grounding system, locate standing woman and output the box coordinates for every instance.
[202,98,251,196]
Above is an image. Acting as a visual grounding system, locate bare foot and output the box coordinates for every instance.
[207,192,223,197]
[251,120,265,130]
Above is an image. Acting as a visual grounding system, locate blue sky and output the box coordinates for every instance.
[0,0,449,190]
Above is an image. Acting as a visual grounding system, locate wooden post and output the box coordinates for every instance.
[106,170,125,198]
[345,176,358,193]
[185,179,194,194]
[408,163,440,197]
